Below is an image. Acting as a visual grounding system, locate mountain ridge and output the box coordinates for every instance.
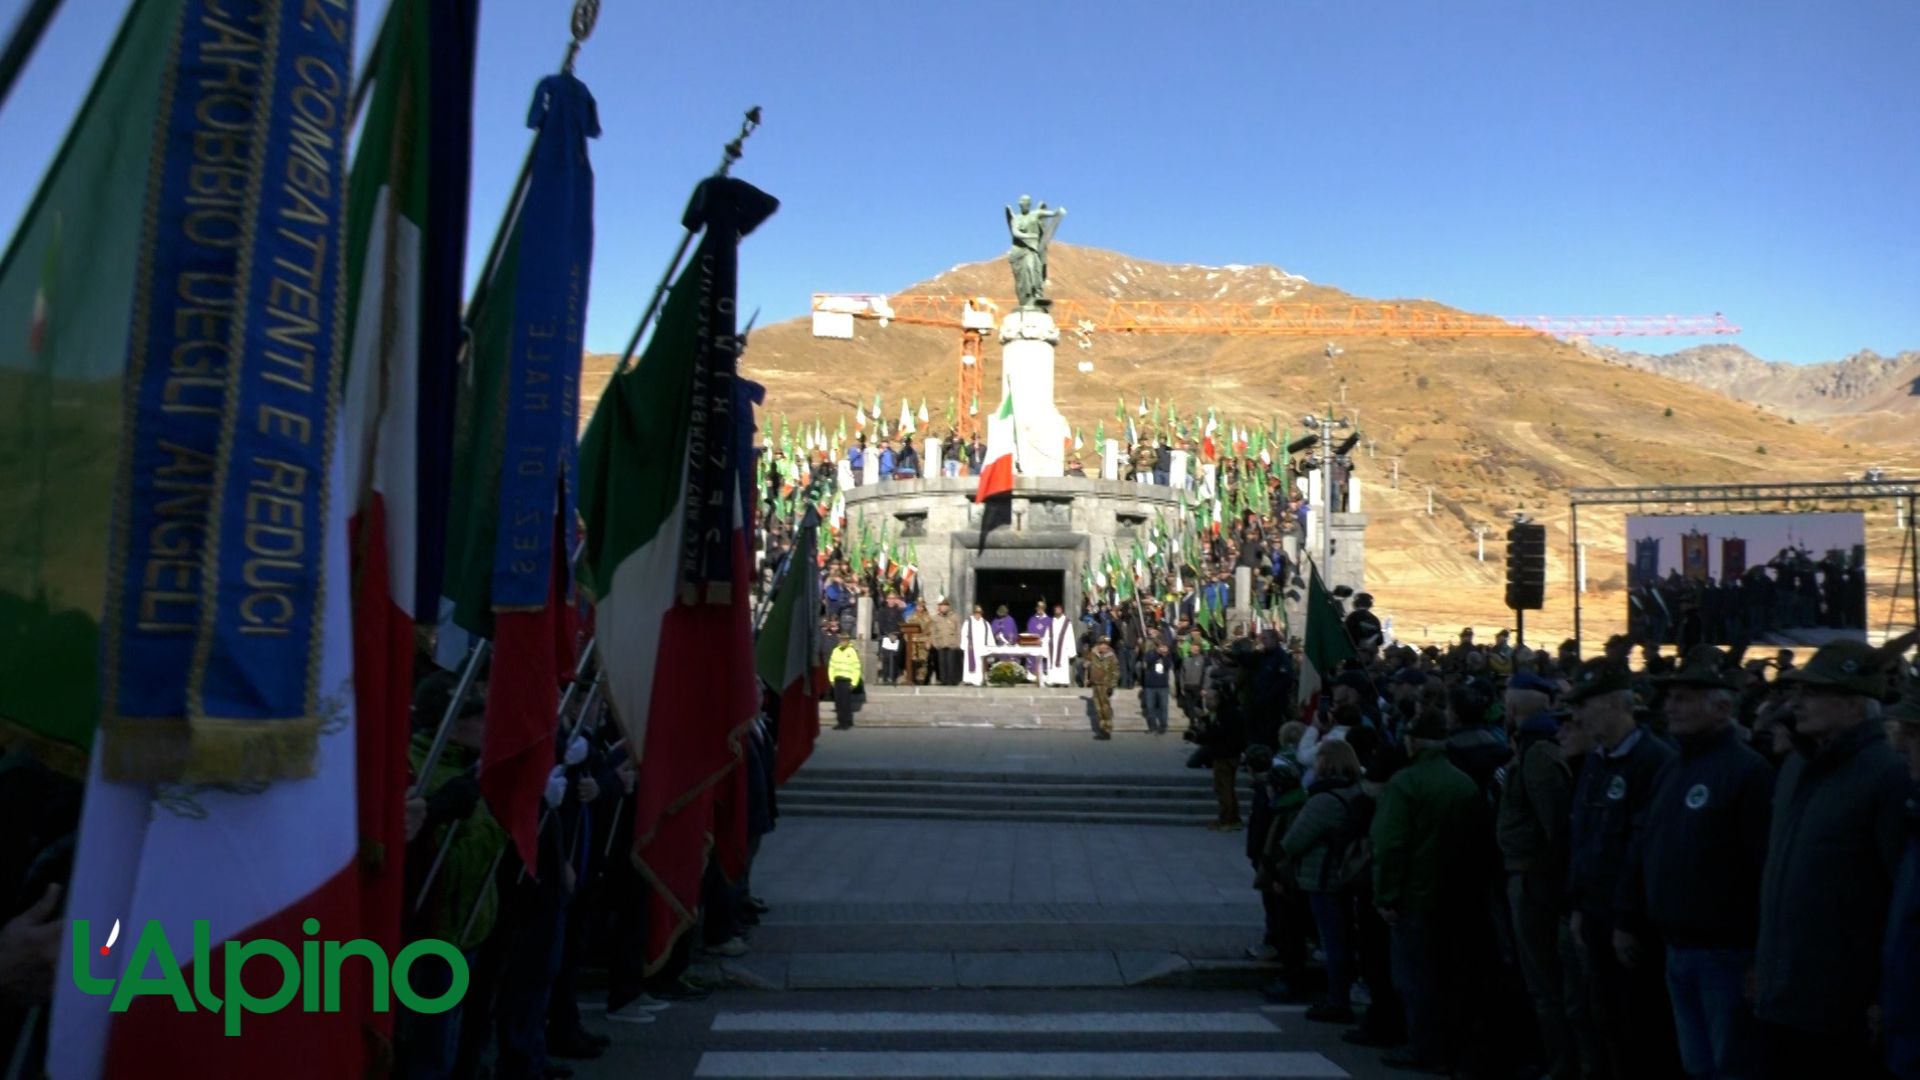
[581,244,1917,644]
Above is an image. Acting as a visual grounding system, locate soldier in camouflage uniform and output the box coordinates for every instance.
[1131,440,1157,486]
[1088,636,1121,740]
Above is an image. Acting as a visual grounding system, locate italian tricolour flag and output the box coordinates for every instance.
[579,176,777,973]
[754,507,825,784]
[974,387,1016,502]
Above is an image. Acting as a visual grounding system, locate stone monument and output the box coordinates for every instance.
[1000,195,1072,478]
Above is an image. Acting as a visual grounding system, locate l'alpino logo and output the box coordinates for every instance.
[71,917,467,1035]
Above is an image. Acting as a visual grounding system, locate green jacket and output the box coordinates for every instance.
[1371,746,1478,914]
[829,644,863,685]
[410,732,506,951]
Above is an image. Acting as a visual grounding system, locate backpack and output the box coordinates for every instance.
[1318,788,1376,893]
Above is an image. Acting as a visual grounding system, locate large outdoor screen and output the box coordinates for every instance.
[1625,512,1867,646]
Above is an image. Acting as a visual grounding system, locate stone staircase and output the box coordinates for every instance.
[779,767,1254,826]
[843,684,1152,732]
[783,684,1254,825]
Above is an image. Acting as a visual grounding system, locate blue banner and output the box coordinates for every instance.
[491,74,598,610]
[103,0,353,782]
[678,177,778,604]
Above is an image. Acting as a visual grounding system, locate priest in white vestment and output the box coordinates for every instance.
[961,603,995,686]
[1042,602,1075,686]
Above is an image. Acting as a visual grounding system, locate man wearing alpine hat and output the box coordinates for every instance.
[1563,657,1680,1078]
[1621,645,1773,1080]
[1754,638,1910,1078]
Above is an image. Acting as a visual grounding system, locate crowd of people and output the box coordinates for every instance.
[1168,602,1920,1080]
[386,653,790,1079]
[0,635,795,1080]
[1630,549,1871,647]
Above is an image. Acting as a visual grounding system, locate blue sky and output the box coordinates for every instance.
[3,0,1916,363]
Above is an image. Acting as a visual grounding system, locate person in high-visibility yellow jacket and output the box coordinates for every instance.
[830,634,864,730]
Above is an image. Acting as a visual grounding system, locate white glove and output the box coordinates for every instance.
[564,734,589,766]
[544,766,568,809]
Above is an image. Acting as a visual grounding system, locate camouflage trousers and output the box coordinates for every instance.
[1091,687,1114,734]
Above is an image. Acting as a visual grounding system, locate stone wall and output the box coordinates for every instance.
[842,477,1368,631]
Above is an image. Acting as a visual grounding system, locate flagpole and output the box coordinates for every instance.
[615,106,763,374]
[418,643,601,911]
[0,0,61,115]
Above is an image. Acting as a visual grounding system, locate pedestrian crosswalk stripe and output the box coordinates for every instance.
[692,1051,1348,1078]
[711,1011,1280,1034]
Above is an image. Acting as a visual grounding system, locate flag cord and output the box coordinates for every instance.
[615,106,763,374]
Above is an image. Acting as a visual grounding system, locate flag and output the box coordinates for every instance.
[873,391,883,416]
[578,176,778,975]
[855,402,866,429]
[53,0,363,1071]
[1096,419,1105,446]
[756,507,823,784]
[1137,394,1148,417]
[0,0,173,773]
[1074,426,1084,451]
[1298,564,1356,709]
[443,70,598,873]
[946,395,956,425]
[1115,395,1125,423]
[337,0,478,997]
[918,397,929,425]
[975,388,1017,501]
[970,392,980,416]
[900,396,913,434]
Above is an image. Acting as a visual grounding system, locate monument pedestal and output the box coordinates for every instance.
[1001,310,1070,478]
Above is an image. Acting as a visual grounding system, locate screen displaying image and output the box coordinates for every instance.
[1625,512,1867,647]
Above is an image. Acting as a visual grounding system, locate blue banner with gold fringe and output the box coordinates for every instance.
[102,0,352,783]
[491,73,598,610]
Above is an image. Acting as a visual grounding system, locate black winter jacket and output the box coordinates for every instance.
[1626,725,1773,948]
[1567,725,1676,927]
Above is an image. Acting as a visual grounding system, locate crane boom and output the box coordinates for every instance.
[812,293,1739,339]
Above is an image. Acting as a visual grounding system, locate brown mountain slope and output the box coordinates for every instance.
[584,245,1919,646]
[1582,342,1920,449]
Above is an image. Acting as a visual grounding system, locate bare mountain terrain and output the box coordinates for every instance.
[583,245,1917,645]
[1578,341,1920,449]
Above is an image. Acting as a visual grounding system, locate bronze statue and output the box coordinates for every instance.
[1005,194,1066,310]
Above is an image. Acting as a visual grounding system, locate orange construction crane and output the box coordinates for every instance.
[809,293,1739,438]
[814,293,1739,339]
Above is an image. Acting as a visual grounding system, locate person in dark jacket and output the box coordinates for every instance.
[1624,646,1773,1080]
[1885,680,1920,1080]
[1564,658,1682,1080]
[1370,707,1479,1073]
[1756,639,1910,1078]
[1442,676,1527,1080]
[1498,674,1578,1080]
[1282,740,1369,1025]
[874,593,905,685]
[1140,640,1173,734]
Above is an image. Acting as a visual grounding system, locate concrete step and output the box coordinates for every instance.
[780,803,1228,827]
[779,790,1223,815]
[796,767,1231,788]
[782,777,1251,802]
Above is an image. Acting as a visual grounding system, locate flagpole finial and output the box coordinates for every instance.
[566,0,601,72]
[720,107,764,176]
